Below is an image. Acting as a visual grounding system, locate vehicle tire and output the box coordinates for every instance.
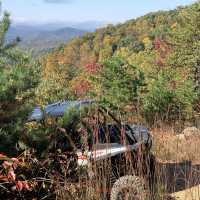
[110,175,148,200]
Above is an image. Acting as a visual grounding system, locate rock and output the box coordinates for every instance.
[182,127,200,137]
[176,134,186,141]
[175,127,200,141]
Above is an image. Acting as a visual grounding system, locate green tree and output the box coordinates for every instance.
[92,56,144,111]
[0,12,41,155]
[142,69,197,122]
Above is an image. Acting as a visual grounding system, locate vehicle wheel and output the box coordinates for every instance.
[110,175,148,200]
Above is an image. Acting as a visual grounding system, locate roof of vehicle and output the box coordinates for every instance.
[28,100,95,122]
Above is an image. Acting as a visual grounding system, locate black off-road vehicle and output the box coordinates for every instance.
[28,100,155,200]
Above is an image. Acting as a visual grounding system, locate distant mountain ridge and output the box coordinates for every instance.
[6,24,87,55]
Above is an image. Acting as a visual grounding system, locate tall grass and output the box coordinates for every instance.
[53,124,200,200]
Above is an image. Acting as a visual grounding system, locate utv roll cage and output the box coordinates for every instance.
[28,100,151,149]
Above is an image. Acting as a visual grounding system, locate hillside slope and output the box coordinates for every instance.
[37,2,200,120]
[42,3,199,69]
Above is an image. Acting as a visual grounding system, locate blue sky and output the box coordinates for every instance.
[2,0,196,24]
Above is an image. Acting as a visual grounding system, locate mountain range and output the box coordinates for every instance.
[6,21,107,55]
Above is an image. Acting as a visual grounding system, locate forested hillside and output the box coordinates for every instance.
[1,3,200,199]
[39,3,200,121]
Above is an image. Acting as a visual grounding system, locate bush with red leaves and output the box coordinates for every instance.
[72,79,91,96]
[84,62,101,74]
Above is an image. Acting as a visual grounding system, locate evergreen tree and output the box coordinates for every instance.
[0,12,41,155]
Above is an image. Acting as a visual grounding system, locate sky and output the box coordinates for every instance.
[1,0,196,24]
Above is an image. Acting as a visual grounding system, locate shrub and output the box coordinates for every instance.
[142,69,197,123]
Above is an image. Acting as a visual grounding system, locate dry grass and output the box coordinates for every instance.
[54,125,200,200]
[152,126,200,200]
[152,126,200,163]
